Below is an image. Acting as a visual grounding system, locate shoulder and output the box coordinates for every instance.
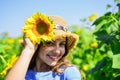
[65,66,80,73]
[64,66,82,80]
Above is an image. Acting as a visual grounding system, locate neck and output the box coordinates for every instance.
[33,57,52,72]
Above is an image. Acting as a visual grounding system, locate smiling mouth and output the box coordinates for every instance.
[47,55,58,61]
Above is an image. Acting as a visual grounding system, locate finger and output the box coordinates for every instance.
[34,44,38,51]
[23,34,26,46]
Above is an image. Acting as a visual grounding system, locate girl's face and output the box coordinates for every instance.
[38,38,66,66]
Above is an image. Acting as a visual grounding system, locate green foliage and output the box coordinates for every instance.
[0,34,23,80]
[93,10,120,66]
[84,3,120,80]
[68,2,120,79]
[112,54,120,68]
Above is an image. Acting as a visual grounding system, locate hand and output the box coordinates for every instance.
[23,35,38,54]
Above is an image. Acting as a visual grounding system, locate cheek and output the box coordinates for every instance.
[61,48,66,55]
[39,47,52,57]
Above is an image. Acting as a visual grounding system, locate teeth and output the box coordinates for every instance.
[50,56,57,58]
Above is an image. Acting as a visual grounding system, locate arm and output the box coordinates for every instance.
[5,38,37,80]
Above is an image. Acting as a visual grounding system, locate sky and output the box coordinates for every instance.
[0,0,118,37]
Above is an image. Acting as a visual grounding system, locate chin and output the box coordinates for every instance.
[49,62,57,67]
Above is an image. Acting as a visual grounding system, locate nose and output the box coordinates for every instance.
[53,46,61,55]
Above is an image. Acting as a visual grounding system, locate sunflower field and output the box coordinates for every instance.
[0,34,23,80]
[0,2,120,80]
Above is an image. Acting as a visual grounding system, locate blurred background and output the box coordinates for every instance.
[0,0,120,80]
[0,0,117,37]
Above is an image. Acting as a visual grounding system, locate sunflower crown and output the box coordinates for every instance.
[22,12,55,44]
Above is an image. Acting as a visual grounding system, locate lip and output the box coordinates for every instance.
[47,55,58,61]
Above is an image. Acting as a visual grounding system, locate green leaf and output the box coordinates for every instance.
[94,30,116,44]
[93,12,112,25]
[104,12,112,16]
[115,12,120,19]
[93,16,106,26]
[110,22,119,31]
[94,20,108,31]
[106,4,112,9]
[86,58,107,76]
[93,12,112,31]
[0,55,7,65]
[73,58,81,65]
[0,44,8,54]
[114,0,120,2]
[110,40,120,54]
[112,54,120,69]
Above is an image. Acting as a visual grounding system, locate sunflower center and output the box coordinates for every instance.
[32,20,50,36]
[37,23,47,35]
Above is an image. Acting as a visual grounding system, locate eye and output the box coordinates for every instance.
[46,41,54,46]
[60,41,66,46]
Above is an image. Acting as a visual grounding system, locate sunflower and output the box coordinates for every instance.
[22,12,54,44]
[89,13,98,22]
